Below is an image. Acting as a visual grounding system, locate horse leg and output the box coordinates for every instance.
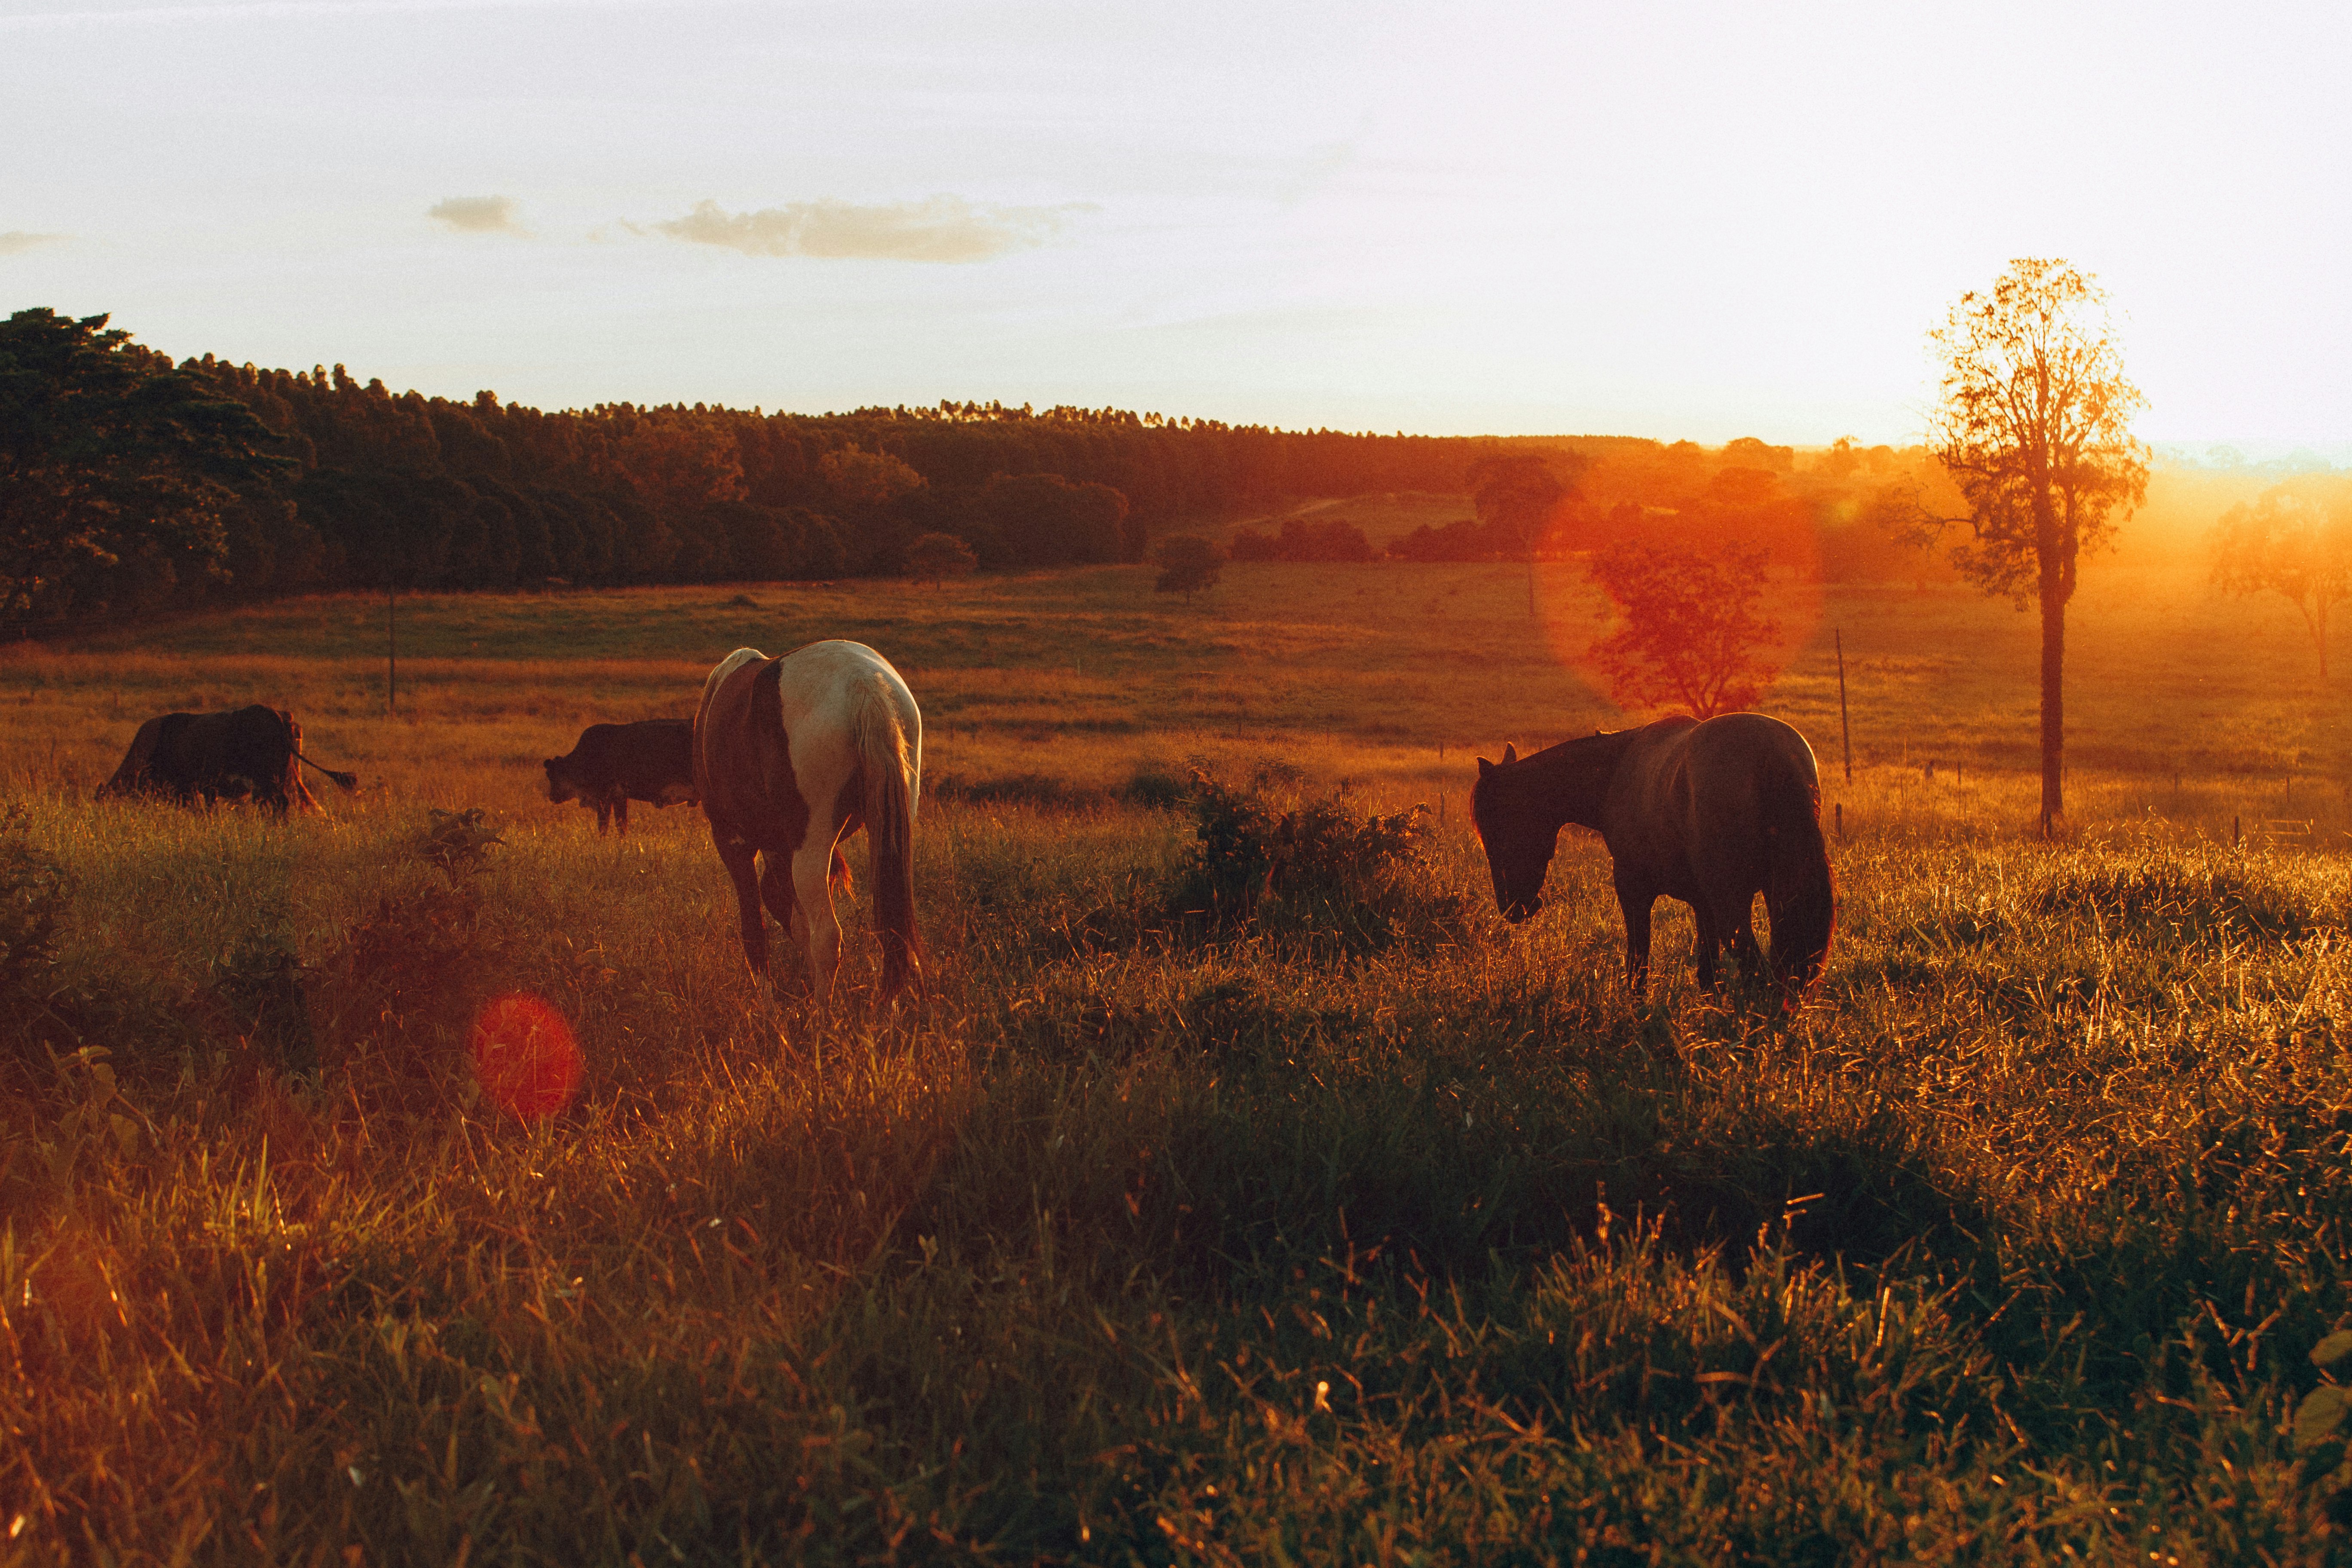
[1615,877,1655,996]
[1728,891,1766,986]
[716,838,768,976]
[758,855,806,989]
[790,831,846,1002]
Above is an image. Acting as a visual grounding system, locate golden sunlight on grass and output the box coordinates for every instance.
[1,554,2346,1562]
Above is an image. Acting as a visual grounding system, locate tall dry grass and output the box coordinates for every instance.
[0,568,2346,1562]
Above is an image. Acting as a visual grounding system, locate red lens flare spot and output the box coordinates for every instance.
[469,993,583,1119]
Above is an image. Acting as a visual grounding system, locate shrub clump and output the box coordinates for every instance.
[314,808,512,1098]
[0,805,68,1004]
[210,922,315,1078]
[1167,764,1462,951]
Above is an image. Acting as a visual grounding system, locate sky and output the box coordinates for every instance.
[4,0,2349,444]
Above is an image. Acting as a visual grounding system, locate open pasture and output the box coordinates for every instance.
[3,556,2350,1563]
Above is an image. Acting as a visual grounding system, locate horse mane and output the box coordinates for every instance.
[1477,728,1644,828]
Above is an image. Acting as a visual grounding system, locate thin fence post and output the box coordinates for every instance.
[1835,628,1852,784]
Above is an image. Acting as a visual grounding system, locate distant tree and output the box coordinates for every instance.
[1586,539,1782,719]
[1153,534,1224,601]
[819,444,925,511]
[981,472,1129,566]
[903,530,978,585]
[1227,516,1372,563]
[708,499,795,580]
[2210,486,2352,678]
[1469,452,1586,615]
[1387,518,1490,563]
[604,410,745,511]
[1922,258,2147,835]
[1468,453,1577,558]
[817,444,926,573]
[0,308,293,626]
[1226,524,1279,562]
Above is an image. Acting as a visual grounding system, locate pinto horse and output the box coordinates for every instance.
[694,641,923,1000]
[1470,713,1834,998]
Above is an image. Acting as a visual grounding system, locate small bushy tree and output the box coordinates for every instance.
[1154,535,1223,600]
[1586,539,1782,719]
[903,530,978,585]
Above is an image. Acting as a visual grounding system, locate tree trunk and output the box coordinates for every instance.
[2039,560,2066,836]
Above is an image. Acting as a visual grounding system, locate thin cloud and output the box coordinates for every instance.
[652,196,1087,263]
[428,195,527,236]
[0,232,67,256]
[2,0,713,31]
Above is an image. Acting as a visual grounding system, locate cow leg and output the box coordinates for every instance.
[790,829,847,1001]
[1615,875,1656,997]
[613,793,630,838]
[1692,901,1721,991]
[594,798,613,835]
[714,836,768,976]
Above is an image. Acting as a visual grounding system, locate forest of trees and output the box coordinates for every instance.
[3,308,1960,630]
[10,315,1531,626]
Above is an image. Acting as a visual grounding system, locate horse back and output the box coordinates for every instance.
[1603,715,1818,884]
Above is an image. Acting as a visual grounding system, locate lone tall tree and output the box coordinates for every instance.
[1926,259,2147,835]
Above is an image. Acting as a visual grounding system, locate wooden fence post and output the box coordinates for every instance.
[1835,628,1852,784]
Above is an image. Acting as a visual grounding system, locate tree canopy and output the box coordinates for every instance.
[0,308,291,626]
[1585,540,1782,719]
[1153,535,1224,601]
[1924,259,2147,832]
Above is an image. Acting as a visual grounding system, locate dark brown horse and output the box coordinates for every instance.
[1470,714,1834,998]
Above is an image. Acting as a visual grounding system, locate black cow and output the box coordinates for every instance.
[543,720,698,836]
[98,706,357,815]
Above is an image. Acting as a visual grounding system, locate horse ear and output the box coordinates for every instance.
[1476,757,1494,778]
[1502,743,1518,764]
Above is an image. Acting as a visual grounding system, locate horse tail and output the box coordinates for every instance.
[1763,759,1835,997]
[853,679,922,998]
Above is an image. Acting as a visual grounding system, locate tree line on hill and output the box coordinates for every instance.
[1,307,1565,630]
[3,305,1975,634]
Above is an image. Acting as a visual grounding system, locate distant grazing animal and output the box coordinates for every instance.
[542,720,698,836]
[694,641,923,1000]
[1470,714,1834,999]
[98,706,358,815]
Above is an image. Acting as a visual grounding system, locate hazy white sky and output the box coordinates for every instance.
[5,0,2347,442]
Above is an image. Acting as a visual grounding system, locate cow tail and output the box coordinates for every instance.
[855,681,922,998]
[1763,760,1835,998]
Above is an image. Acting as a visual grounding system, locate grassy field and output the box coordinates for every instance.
[3,550,2350,1563]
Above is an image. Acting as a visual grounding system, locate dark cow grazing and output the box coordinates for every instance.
[98,706,358,815]
[543,719,698,836]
